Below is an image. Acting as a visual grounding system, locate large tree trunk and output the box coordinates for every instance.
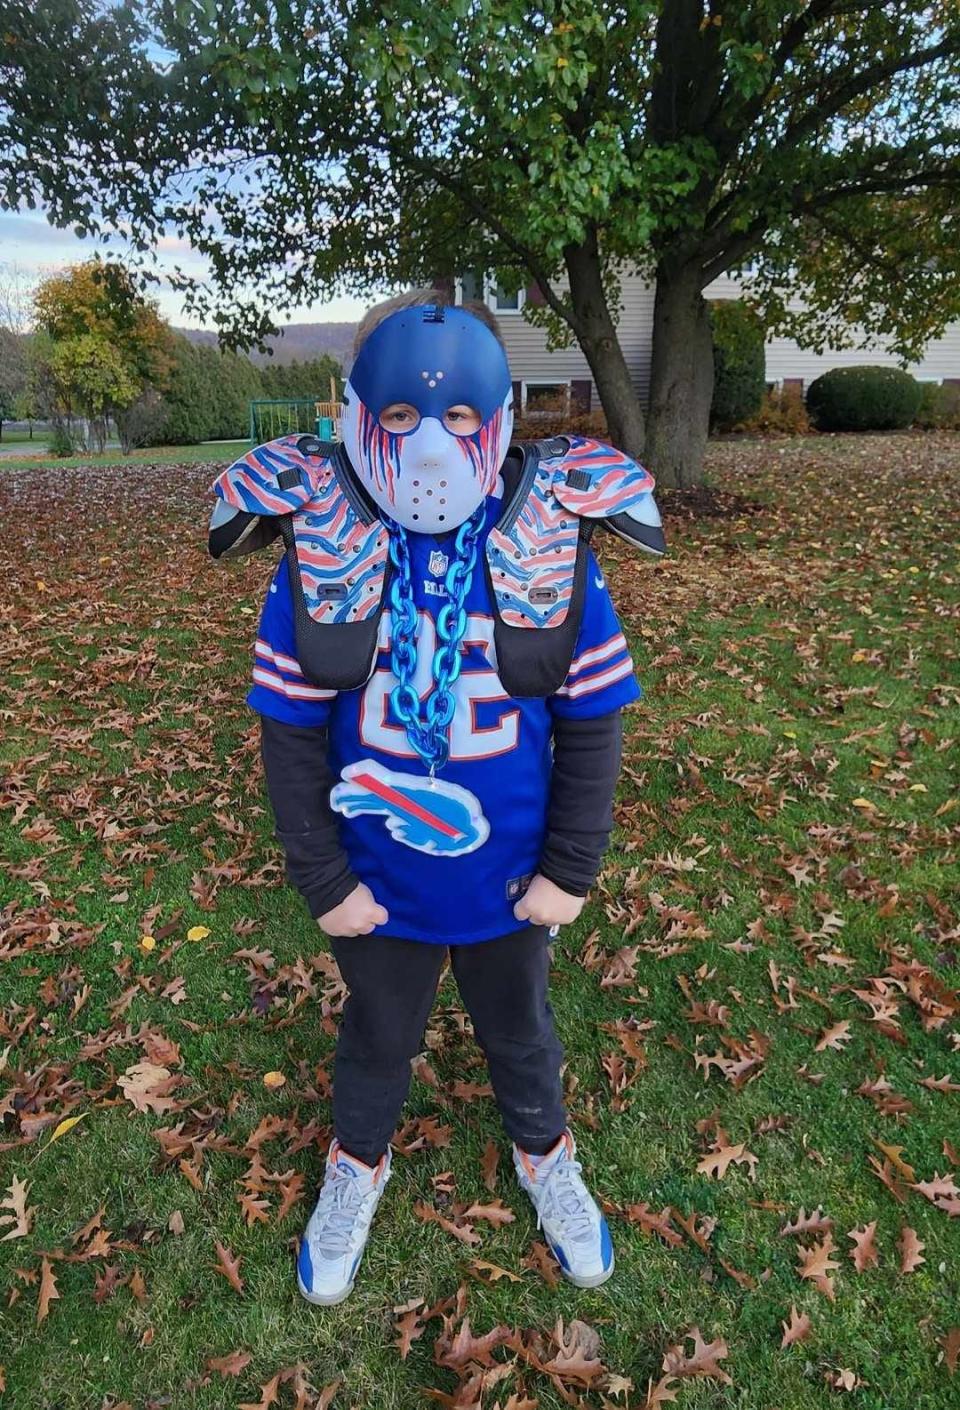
[564,232,646,459]
[645,260,714,489]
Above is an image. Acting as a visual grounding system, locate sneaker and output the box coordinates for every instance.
[296,1138,393,1306]
[512,1129,615,1288]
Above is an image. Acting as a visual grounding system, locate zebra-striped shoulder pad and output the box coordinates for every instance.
[211,434,334,515]
[210,434,389,628]
[548,435,656,515]
[485,435,662,631]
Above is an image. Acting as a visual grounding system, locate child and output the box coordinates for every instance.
[209,289,664,1306]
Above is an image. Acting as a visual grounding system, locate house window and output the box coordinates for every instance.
[490,282,523,313]
[522,381,570,415]
[454,273,525,314]
[458,269,485,302]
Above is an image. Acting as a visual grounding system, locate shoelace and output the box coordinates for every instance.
[533,1156,596,1244]
[312,1167,380,1258]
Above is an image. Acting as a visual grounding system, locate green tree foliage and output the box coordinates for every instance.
[0,326,27,436]
[31,258,175,449]
[49,331,139,417]
[201,347,264,440]
[259,355,343,402]
[3,3,958,484]
[806,364,923,431]
[156,335,212,445]
[144,338,342,446]
[708,300,766,431]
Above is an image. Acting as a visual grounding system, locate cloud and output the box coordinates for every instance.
[0,208,372,326]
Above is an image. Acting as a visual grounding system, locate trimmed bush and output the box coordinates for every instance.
[736,384,811,436]
[512,389,608,441]
[49,421,76,457]
[806,365,922,431]
[914,381,960,431]
[708,299,766,431]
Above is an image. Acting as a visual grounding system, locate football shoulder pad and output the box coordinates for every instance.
[550,435,666,556]
[208,434,389,628]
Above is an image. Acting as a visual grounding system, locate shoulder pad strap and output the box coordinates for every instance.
[551,435,656,516]
[209,434,334,517]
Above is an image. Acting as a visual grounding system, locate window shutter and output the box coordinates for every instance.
[511,381,522,412]
[432,275,455,298]
[525,281,546,306]
[570,380,592,413]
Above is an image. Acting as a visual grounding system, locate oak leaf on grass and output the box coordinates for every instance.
[0,1177,34,1241]
[898,1226,925,1273]
[662,1326,732,1385]
[847,1221,879,1272]
[797,1234,841,1301]
[781,1305,812,1348]
[213,1241,244,1294]
[37,1257,60,1324]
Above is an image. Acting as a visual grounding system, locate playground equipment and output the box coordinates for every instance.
[249,376,344,444]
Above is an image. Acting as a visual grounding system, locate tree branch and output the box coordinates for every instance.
[777,35,960,158]
[387,145,581,336]
[699,162,960,286]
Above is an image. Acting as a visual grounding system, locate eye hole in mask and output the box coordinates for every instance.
[378,402,482,436]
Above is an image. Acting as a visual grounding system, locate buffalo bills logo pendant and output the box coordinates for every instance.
[330,759,490,856]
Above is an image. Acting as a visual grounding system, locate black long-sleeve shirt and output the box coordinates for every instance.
[259,710,623,923]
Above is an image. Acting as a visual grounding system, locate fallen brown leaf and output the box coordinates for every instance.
[661,1326,732,1384]
[206,1349,253,1378]
[37,1257,59,1324]
[781,1305,812,1348]
[898,1226,925,1274]
[0,1177,34,1242]
[213,1240,244,1294]
[797,1234,841,1301]
[847,1221,879,1272]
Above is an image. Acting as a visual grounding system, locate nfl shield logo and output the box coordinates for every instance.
[428,549,449,578]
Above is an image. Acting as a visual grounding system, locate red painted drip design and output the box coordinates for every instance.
[351,771,465,840]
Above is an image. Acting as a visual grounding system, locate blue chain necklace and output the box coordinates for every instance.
[384,503,486,777]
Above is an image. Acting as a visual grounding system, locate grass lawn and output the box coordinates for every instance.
[0,431,958,1409]
[0,429,49,448]
[0,440,251,471]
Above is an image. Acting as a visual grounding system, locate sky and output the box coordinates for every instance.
[0,205,373,331]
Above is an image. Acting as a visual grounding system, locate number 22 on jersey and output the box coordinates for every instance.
[358,611,520,762]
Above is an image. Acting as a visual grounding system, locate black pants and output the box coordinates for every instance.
[329,925,569,1165]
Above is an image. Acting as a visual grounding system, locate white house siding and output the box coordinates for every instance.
[480,269,960,407]
[704,272,960,390]
[491,270,655,410]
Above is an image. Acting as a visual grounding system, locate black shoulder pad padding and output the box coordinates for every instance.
[208,510,282,559]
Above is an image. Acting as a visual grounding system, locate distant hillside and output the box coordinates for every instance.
[173,322,357,370]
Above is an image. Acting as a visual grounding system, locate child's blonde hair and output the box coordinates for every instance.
[353,286,506,359]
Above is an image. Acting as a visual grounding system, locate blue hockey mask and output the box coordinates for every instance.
[340,304,514,532]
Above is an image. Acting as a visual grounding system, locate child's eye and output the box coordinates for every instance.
[378,403,419,432]
[444,405,482,435]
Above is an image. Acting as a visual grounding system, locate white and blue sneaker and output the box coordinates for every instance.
[296,1137,393,1306]
[512,1128,615,1288]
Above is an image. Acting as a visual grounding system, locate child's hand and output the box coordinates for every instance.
[317,883,389,937]
[513,874,585,927]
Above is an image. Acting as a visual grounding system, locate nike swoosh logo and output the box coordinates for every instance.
[595,575,605,589]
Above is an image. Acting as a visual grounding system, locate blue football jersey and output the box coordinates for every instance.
[246,491,642,943]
